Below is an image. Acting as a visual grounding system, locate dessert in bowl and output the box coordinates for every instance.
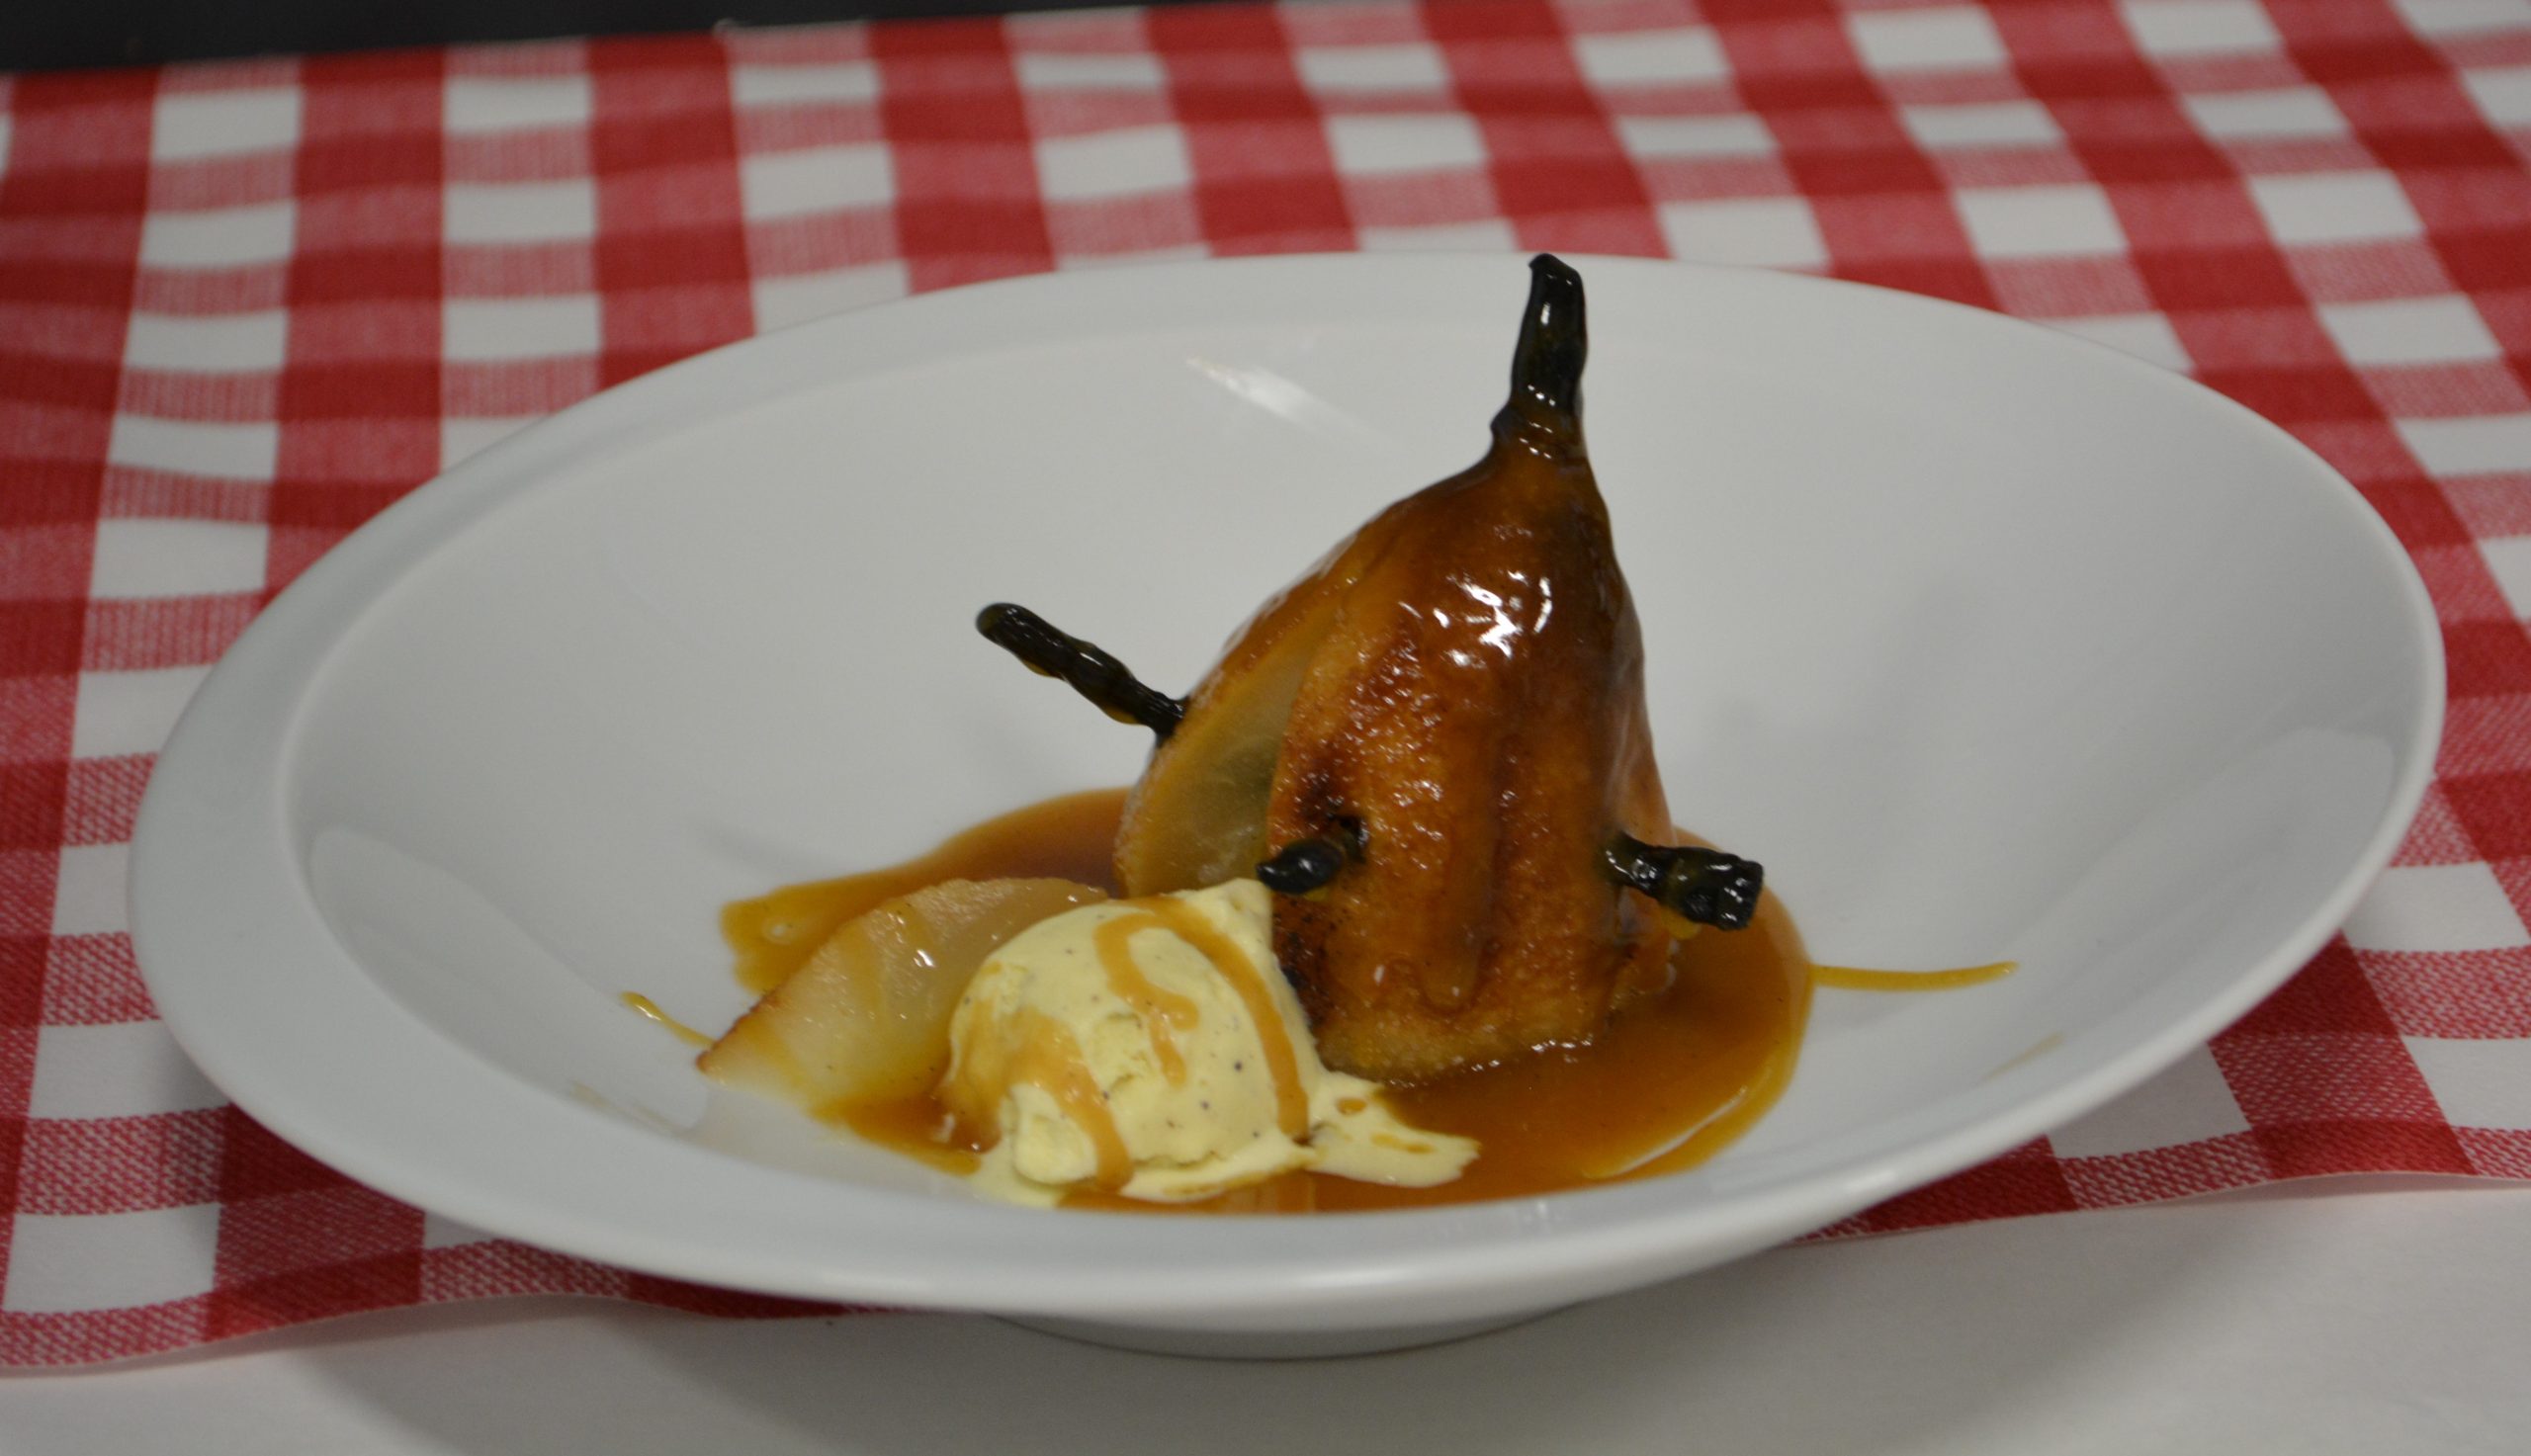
[131,253,2438,1355]
[700,257,1802,1217]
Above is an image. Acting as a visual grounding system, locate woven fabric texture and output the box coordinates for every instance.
[3,0,2528,1365]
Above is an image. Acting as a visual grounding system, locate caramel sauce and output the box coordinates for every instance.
[1283,880,1808,1213]
[943,1006,1135,1190]
[1812,961,2016,992]
[619,992,711,1046]
[835,1094,980,1178]
[722,789,1124,994]
[729,788,1813,1214]
[1092,911,1198,1085]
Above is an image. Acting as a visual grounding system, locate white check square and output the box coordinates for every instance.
[73,666,212,759]
[732,61,882,108]
[107,416,278,481]
[2318,297,2504,366]
[2476,534,2531,618]
[1901,101,2064,149]
[2049,1045,2250,1157]
[2343,863,2528,952]
[443,296,602,363]
[1016,52,1169,91]
[125,309,289,373]
[1325,115,1489,176]
[1617,114,1777,158]
[1956,185,2128,258]
[1848,7,2010,72]
[2182,87,2349,140]
[2402,416,2531,477]
[1657,198,1828,269]
[1036,127,1192,201]
[2247,173,2426,244]
[140,202,297,269]
[1573,29,1730,87]
[50,842,129,938]
[1298,43,1450,93]
[152,88,301,161]
[2462,64,2531,126]
[31,1021,226,1119]
[751,263,910,331]
[2394,0,2531,39]
[89,518,268,600]
[445,74,593,133]
[2121,0,2284,56]
[446,180,599,244]
[4,1206,221,1315]
[742,145,896,219]
[2407,1037,2531,1126]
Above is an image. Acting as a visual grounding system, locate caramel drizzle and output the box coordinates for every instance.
[1092,912,1201,1084]
[1810,961,2017,992]
[947,1006,1134,1190]
[1140,898,1310,1141]
[619,992,711,1046]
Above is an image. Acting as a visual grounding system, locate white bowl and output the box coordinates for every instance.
[133,254,2439,1357]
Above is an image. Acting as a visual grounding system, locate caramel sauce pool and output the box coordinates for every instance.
[723,790,1123,995]
[720,788,1813,1215]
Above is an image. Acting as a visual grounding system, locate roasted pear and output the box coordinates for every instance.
[981,255,1759,1082]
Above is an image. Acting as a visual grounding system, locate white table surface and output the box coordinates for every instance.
[6,1178,2524,1455]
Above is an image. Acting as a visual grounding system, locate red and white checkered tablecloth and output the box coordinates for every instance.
[2,0,2527,1369]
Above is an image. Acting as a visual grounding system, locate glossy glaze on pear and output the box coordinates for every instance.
[978,256,1759,1081]
[1117,257,1685,1080]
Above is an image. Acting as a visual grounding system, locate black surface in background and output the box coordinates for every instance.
[6,0,1167,72]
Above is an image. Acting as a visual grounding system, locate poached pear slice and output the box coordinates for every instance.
[1116,255,1684,1082]
[699,877,1107,1111]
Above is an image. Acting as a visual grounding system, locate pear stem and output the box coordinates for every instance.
[1496,253,1587,443]
[1604,834,1763,930]
[976,603,1184,737]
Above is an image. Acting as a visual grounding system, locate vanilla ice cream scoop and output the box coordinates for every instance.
[940,880,1475,1205]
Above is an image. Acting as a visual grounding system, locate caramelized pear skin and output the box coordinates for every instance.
[982,255,1762,1082]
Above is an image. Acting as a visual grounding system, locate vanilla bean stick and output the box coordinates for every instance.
[976,602,1185,737]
